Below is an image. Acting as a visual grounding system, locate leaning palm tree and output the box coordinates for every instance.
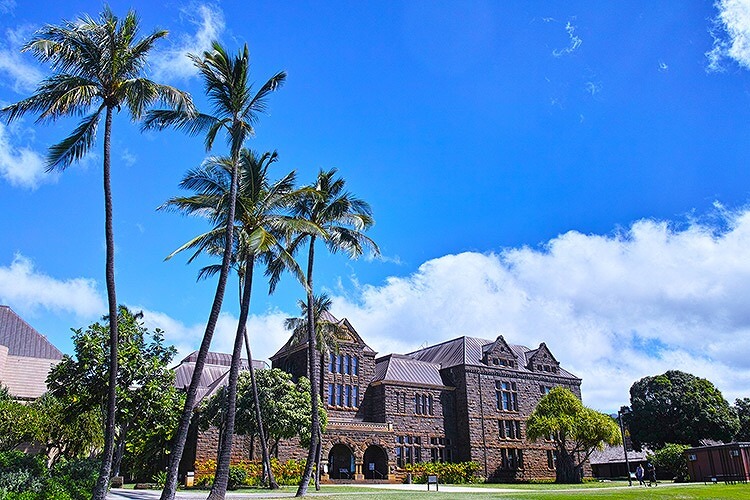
[283,169,379,496]
[144,43,285,500]
[285,293,347,489]
[0,9,192,499]
[161,149,308,498]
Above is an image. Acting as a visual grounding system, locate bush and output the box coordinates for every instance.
[49,458,99,500]
[648,443,690,482]
[227,466,246,490]
[403,461,482,484]
[0,451,48,494]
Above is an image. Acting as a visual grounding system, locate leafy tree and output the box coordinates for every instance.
[33,394,103,463]
[144,42,285,500]
[46,306,183,481]
[734,398,750,442]
[526,387,621,483]
[627,370,739,449]
[0,9,192,497]
[200,370,326,460]
[278,168,378,496]
[647,443,690,482]
[0,398,40,451]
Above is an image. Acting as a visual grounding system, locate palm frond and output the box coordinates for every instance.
[47,107,103,170]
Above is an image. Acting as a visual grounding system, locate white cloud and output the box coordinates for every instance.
[135,306,289,365]
[584,81,601,95]
[0,26,44,93]
[120,149,136,167]
[0,254,104,317]
[150,4,225,81]
[0,1,15,14]
[0,122,54,189]
[707,0,750,72]
[325,206,750,412]
[658,61,669,72]
[553,21,582,57]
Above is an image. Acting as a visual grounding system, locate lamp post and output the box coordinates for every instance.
[618,406,632,486]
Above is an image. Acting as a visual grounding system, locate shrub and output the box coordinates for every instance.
[0,451,48,494]
[227,466,247,490]
[49,457,99,500]
[648,443,690,482]
[193,458,307,487]
[403,461,482,484]
[152,470,167,489]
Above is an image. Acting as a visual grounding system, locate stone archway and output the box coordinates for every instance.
[362,445,388,480]
[328,443,355,479]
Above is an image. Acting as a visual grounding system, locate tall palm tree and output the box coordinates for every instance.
[162,149,307,497]
[0,9,192,499]
[285,293,346,490]
[284,169,379,496]
[144,43,285,500]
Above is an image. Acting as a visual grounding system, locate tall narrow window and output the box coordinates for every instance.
[344,354,350,375]
[415,394,422,414]
[345,385,352,406]
[496,381,518,411]
[353,385,359,408]
[338,354,344,373]
[352,356,358,375]
[328,383,334,406]
[336,384,343,406]
[330,353,336,373]
[428,395,434,415]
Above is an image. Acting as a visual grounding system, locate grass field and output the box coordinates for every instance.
[211,482,750,499]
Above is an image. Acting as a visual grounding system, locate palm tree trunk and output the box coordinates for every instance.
[243,328,278,489]
[296,236,319,497]
[93,105,118,500]
[209,256,255,499]
[160,158,240,500]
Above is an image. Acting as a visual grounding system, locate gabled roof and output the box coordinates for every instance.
[373,354,445,387]
[270,312,375,361]
[589,444,650,465]
[173,351,267,403]
[408,335,579,380]
[0,305,63,360]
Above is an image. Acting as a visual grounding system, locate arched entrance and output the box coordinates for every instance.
[328,443,355,479]
[363,445,388,480]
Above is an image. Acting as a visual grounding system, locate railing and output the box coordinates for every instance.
[328,418,393,432]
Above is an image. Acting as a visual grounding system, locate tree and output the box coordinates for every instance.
[201,370,325,460]
[526,387,621,483]
[33,394,103,464]
[647,443,690,482]
[144,42,285,500]
[279,168,378,496]
[734,398,750,442]
[162,149,305,493]
[284,293,345,488]
[0,396,40,451]
[627,370,739,449]
[46,306,183,480]
[0,9,192,498]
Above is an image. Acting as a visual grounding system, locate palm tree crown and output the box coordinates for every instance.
[1,7,193,168]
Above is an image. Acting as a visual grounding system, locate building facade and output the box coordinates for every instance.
[269,312,583,482]
[0,305,63,400]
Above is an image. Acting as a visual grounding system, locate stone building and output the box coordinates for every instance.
[269,312,583,482]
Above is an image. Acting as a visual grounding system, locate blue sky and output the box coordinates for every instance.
[2,0,750,412]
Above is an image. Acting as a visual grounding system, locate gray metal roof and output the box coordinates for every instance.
[373,354,445,386]
[408,335,579,380]
[173,351,267,403]
[0,305,63,360]
[589,444,650,465]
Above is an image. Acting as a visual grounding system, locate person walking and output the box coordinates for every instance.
[647,462,657,487]
[636,464,645,486]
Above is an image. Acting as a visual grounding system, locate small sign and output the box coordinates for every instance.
[368,463,375,471]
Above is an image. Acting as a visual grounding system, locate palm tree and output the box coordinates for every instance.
[144,43,285,500]
[162,149,307,497]
[284,168,379,496]
[0,9,192,499]
[285,293,347,489]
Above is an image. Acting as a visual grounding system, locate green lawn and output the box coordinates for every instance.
[215,482,750,499]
